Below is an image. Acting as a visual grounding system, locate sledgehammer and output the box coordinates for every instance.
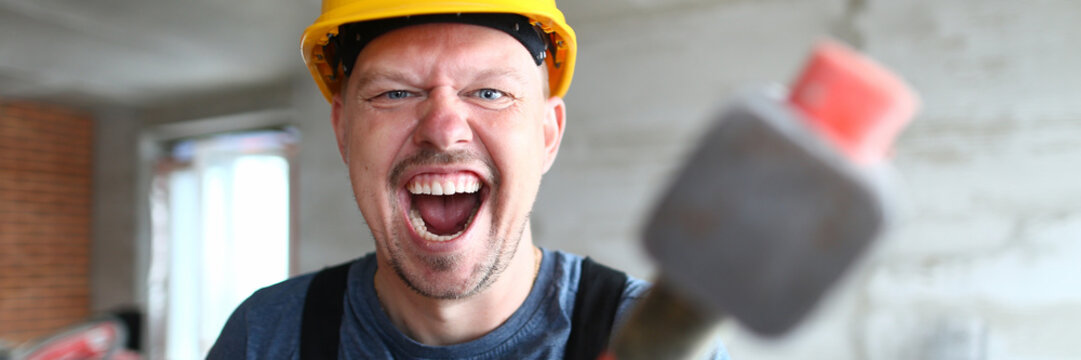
[607,40,920,359]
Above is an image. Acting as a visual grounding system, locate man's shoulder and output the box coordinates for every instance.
[548,250,650,296]
[219,265,320,338]
[240,257,367,314]
[543,250,650,320]
[244,271,316,310]
[547,251,731,360]
[208,258,367,359]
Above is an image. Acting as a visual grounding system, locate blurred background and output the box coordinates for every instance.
[2,0,1080,358]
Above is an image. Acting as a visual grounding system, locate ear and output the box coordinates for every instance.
[541,96,566,174]
[331,94,350,164]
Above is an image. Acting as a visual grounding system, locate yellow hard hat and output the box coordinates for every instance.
[301,0,577,103]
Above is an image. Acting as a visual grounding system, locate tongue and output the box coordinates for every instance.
[414,193,479,235]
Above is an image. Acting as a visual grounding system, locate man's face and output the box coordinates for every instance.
[331,23,565,299]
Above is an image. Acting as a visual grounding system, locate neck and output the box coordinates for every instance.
[373,235,541,346]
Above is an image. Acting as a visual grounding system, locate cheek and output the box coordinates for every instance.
[478,112,549,183]
[347,112,416,176]
[345,114,412,220]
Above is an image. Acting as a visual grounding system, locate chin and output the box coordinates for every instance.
[387,235,507,299]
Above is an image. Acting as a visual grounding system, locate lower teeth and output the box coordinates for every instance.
[409,208,476,242]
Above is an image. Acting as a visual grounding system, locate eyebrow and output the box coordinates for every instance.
[352,70,419,91]
[471,68,528,84]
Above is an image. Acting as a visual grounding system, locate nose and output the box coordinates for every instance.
[414,88,473,150]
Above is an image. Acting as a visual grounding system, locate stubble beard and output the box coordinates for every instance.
[384,212,526,300]
[371,148,526,300]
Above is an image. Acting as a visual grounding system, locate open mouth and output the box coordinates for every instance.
[405,172,484,242]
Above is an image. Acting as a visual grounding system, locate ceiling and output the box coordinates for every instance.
[0,0,696,108]
[0,0,316,106]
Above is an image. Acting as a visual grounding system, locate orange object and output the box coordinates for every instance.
[788,40,919,164]
[22,321,124,360]
[301,0,577,103]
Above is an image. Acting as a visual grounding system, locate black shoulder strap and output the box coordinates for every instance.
[298,257,628,360]
[565,257,629,360]
[300,261,353,360]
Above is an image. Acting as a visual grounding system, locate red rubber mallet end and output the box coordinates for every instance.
[788,40,920,164]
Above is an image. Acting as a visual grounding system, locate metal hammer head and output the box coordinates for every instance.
[643,40,918,336]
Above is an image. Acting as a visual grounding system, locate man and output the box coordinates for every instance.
[210,1,728,358]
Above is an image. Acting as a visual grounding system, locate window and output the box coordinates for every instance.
[148,129,296,359]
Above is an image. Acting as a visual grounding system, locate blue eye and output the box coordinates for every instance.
[383,90,411,100]
[475,89,505,100]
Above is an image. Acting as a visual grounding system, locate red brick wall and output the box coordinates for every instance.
[0,101,92,344]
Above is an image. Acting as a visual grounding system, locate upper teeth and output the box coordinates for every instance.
[407,173,481,195]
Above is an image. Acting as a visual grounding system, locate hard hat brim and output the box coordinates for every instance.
[301,1,576,103]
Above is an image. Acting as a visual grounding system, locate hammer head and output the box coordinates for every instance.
[643,41,917,336]
[645,91,886,335]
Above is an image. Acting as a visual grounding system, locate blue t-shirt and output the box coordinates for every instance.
[208,248,730,359]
